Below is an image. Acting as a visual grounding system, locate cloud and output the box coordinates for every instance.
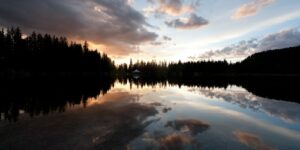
[149,35,172,46]
[233,0,275,20]
[149,35,173,46]
[197,39,259,60]
[150,41,163,46]
[165,13,208,29]
[163,35,172,41]
[195,26,300,61]
[127,0,135,5]
[0,0,158,56]
[146,0,200,16]
[258,27,300,50]
[233,130,277,150]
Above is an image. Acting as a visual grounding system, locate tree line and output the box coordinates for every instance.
[1,27,299,78]
[0,27,115,77]
[234,46,300,74]
[118,46,300,77]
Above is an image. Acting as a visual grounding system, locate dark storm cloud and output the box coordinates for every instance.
[165,13,208,29]
[195,26,300,60]
[0,0,158,56]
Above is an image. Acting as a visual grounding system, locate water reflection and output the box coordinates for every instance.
[0,77,114,121]
[128,118,210,150]
[1,77,300,149]
[165,119,210,136]
[233,130,276,150]
[159,133,199,150]
[126,77,300,102]
[190,87,300,124]
[0,88,159,149]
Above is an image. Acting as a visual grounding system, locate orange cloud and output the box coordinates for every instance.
[233,0,275,20]
[147,0,200,16]
[159,3,193,16]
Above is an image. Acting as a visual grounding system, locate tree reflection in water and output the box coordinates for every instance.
[1,77,300,121]
[0,77,300,149]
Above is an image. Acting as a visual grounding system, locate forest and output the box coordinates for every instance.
[0,27,115,78]
[1,27,300,79]
[118,46,300,77]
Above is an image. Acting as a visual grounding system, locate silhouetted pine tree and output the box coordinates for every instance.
[0,27,115,76]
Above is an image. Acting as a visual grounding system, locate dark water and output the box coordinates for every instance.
[1,78,300,150]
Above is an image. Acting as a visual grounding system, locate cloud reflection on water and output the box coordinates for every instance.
[189,87,300,124]
[233,130,277,150]
[128,118,210,150]
[0,90,159,150]
[165,119,210,136]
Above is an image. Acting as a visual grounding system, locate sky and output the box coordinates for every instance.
[0,0,300,64]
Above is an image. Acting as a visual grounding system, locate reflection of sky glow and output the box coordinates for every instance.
[124,83,300,149]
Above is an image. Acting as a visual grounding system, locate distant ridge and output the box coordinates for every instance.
[236,46,300,74]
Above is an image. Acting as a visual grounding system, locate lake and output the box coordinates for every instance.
[0,78,300,150]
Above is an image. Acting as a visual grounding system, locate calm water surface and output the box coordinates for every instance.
[1,80,300,150]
